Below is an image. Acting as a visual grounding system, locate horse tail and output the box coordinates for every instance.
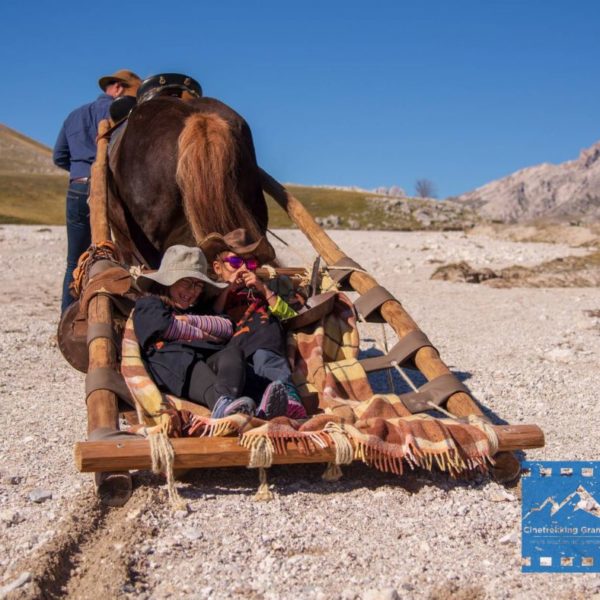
[175,113,263,243]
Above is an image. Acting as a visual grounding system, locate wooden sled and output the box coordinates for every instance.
[74,121,544,506]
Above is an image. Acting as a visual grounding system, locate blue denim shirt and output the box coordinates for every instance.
[53,94,112,180]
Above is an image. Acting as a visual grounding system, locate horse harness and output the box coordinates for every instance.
[102,72,203,138]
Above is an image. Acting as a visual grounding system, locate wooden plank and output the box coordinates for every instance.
[74,423,544,472]
[75,438,336,472]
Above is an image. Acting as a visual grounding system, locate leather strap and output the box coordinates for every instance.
[399,373,471,414]
[85,367,134,407]
[77,266,133,317]
[328,257,363,291]
[354,285,395,323]
[88,259,121,278]
[360,330,433,372]
[86,322,117,349]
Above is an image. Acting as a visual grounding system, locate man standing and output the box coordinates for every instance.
[53,69,141,313]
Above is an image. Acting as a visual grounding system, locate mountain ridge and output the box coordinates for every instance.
[455,141,600,223]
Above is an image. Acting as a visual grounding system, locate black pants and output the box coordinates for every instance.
[184,346,246,409]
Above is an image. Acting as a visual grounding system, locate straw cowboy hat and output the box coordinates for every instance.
[135,245,227,296]
[200,229,276,264]
[98,69,142,97]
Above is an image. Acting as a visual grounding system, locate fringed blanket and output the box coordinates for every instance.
[121,293,496,479]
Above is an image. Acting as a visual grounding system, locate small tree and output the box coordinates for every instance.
[415,178,437,199]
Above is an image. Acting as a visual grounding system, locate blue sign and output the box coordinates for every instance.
[522,461,600,572]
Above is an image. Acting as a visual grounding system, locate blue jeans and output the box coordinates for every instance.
[251,349,292,384]
[62,181,91,313]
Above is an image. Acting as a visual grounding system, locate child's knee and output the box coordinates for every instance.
[223,346,244,361]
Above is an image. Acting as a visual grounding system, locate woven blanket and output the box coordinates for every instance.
[121,295,495,477]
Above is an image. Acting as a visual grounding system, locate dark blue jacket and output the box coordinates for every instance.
[53,94,113,180]
[133,296,228,397]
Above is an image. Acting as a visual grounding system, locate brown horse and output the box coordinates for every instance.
[107,96,269,267]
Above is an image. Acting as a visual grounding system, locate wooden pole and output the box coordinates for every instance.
[74,423,544,473]
[86,119,132,506]
[259,169,526,481]
[255,266,308,279]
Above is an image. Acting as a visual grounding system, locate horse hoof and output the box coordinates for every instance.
[95,471,132,507]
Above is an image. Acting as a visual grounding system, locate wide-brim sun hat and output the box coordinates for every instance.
[135,245,228,296]
[98,69,142,94]
[200,228,276,264]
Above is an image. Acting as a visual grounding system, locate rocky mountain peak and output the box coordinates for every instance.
[579,142,600,169]
[455,140,600,223]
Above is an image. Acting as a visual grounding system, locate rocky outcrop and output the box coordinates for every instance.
[371,185,406,197]
[368,195,478,230]
[455,141,600,223]
[431,250,600,288]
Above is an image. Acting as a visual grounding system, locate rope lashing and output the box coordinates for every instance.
[390,360,419,392]
[70,240,123,298]
[428,402,499,456]
[148,431,186,510]
[242,435,275,500]
[263,265,277,279]
[357,312,397,394]
[245,435,275,468]
[322,422,354,481]
[326,265,370,276]
[466,415,500,456]
[254,467,274,502]
[381,324,396,394]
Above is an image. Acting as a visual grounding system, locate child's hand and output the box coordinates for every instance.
[241,271,266,294]
[174,315,189,322]
[229,277,246,292]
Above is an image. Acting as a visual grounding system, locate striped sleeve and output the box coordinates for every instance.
[186,314,233,340]
[163,318,205,341]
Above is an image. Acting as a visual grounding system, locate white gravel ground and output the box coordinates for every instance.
[1,225,600,599]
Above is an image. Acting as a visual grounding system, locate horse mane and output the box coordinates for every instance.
[175,112,263,243]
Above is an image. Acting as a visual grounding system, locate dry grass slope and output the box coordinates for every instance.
[0,174,67,224]
[265,185,382,228]
[0,124,67,224]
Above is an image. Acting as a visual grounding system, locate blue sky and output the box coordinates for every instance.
[1,0,599,197]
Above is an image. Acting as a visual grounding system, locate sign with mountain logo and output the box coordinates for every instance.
[522,461,600,572]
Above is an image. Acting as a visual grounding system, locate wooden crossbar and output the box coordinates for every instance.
[74,423,544,472]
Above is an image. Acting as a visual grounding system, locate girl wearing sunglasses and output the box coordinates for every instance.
[201,229,307,421]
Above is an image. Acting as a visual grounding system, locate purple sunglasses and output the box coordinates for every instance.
[221,255,259,271]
